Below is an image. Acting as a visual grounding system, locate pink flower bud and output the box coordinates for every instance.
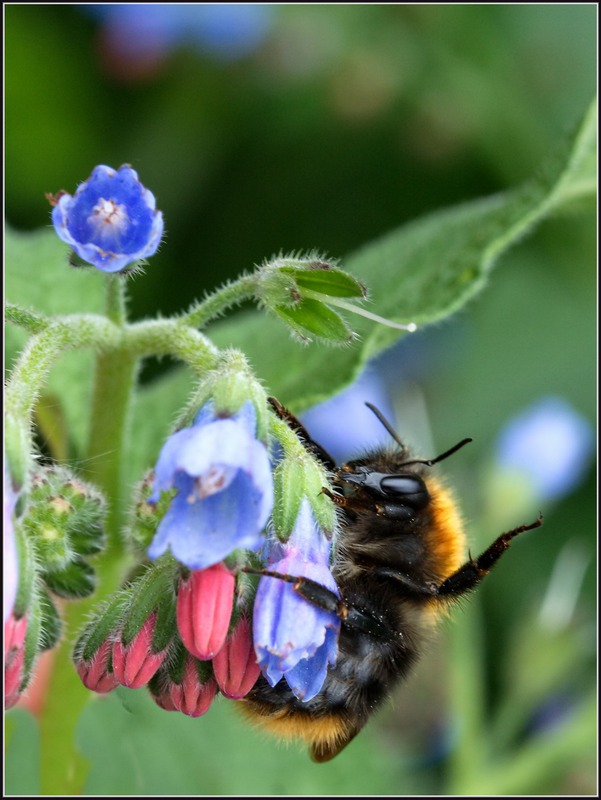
[113,612,168,689]
[169,653,218,717]
[76,638,119,694]
[150,688,178,712]
[176,563,235,660]
[4,613,27,709]
[212,615,260,699]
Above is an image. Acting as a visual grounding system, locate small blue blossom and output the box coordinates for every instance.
[496,397,594,501]
[51,164,163,273]
[253,499,340,702]
[84,5,273,70]
[148,402,273,570]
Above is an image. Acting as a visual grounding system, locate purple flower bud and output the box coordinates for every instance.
[253,499,340,702]
[177,563,235,660]
[496,397,594,501]
[212,615,260,699]
[112,612,169,689]
[50,164,163,273]
[75,638,119,694]
[148,402,273,570]
[169,653,218,717]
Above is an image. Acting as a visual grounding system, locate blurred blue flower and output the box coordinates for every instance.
[51,165,163,273]
[301,367,395,465]
[495,397,594,501]
[85,4,273,75]
[253,499,340,702]
[148,402,273,570]
[3,459,19,623]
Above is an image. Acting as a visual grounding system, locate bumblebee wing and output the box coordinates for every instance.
[310,726,361,763]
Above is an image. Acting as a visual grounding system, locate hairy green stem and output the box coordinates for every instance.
[5,302,50,334]
[179,273,258,329]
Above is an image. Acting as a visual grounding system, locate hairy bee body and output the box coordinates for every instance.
[242,401,541,762]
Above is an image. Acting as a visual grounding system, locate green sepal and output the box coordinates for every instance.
[279,264,366,299]
[68,517,106,557]
[128,472,171,551]
[21,592,43,690]
[13,522,37,618]
[38,589,62,651]
[272,298,353,344]
[164,638,187,684]
[43,557,96,599]
[272,455,336,540]
[152,584,178,653]
[24,499,74,573]
[119,558,179,649]
[176,351,272,444]
[74,593,129,663]
[166,639,213,686]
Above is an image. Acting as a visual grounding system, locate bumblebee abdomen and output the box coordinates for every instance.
[241,610,418,760]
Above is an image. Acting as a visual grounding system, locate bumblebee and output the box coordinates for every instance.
[241,398,542,762]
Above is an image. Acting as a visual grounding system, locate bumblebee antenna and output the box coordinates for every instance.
[365,402,472,467]
[365,402,405,448]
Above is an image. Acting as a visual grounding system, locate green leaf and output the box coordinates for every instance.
[205,97,596,411]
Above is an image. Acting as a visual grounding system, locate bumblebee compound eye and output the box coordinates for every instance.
[379,475,429,510]
[337,470,430,517]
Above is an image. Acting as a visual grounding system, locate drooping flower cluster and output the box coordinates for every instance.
[73,396,341,716]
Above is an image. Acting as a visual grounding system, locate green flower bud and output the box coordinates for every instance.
[177,350,271,444]
[128,471,172,552]
[258,254,415,341]
[22,465,107,571]
[272,454,335,541]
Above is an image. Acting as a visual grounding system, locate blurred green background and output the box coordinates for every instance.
[5,4,596,795]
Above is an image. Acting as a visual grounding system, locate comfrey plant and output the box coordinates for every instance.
[4,100,595,792]
[6,163,416,717]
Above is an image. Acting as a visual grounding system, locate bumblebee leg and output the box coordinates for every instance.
[242,567,397,639]
[379,514,543,600]
[268,396,336,469]
[435,514,543,598]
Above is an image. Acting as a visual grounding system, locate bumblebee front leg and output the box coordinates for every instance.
[242,567,396,639]
[435,514,543,598]
[380,514,543,600]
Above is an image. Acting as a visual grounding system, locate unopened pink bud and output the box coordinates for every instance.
[176,563,235,660]
[4,613,27,708]
[76,638,119,694]
[150,688,178,712]
[212,616,260,699]
[113,612,168,689]
[169,654,218,717]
